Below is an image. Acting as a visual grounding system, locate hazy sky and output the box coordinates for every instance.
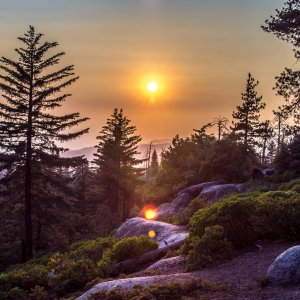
[0,0,296,149]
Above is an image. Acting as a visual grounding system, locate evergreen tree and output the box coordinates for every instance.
[231,73,266,146]
[0,26,88,260]
[267,140,277,164]
[149,149,159,177]
[256,120,274,164]
[263,2,300,136]
[262,0,300,59]
[93,109,142,223]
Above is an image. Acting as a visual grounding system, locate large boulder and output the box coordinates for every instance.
[146,255,185,273]
[114,217,188,247]
[268,245,300,285]
[156,182,218,219]
[77,274,191,300]
[199,183,244,206]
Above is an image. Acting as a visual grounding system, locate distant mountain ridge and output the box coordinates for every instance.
[62,143,171,163]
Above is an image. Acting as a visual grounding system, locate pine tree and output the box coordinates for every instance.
[262,0,300,59]
[256,120,274,164]
[149,149,159,177]
[267,140,277,164]
[231,73,266,146]
[263,1,300,133]
[93,109,142,223]
[0,26,89,260]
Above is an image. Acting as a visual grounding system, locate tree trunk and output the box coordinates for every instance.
[277,115,281,153]
[24,60,34,261]
[244,114,249,146]
[113,240,184,273]
[262,138,267,165]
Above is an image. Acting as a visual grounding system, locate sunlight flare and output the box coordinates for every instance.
[147,81,158,93]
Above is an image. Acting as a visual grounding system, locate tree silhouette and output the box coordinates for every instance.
[149,149,159,177]
[262,0,300,59]
[231,73,265,147]
[256,120,274,164]
[263,1,300,143]
[93,109,142,223]
[0,26,89,260]
[212,116,229,140]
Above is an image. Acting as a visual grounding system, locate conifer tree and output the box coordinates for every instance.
[93,109,142,223]
[256,120,274,164]
[231,73,266,146]
[262,0,300,59]
[263,1,300,131]
[149,149,159,177]
[0,26,89,260]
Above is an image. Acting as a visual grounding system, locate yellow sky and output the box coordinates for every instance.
[0,0,296,148]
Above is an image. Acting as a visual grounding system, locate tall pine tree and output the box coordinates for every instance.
[149,149,159,177]
[231,73,265,147]
[93,109,142,223]
[0,26,89,260]
[263,1,300,138]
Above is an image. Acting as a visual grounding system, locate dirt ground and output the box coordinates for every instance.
[182,241,300,300]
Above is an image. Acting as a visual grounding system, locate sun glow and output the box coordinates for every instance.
[147,81,158,93]
[145,209,157,220]
[142,205,158,220]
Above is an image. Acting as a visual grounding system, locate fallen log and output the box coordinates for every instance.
[113,239,185,273]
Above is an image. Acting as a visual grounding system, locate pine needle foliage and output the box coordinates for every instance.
[93,109,143,223]
[0,26,89,260]
[231,73,266,147]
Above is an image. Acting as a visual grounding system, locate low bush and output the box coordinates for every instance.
[174,197,205,225]
[67,237,117,261]
[0,265,49,300]
[0,236,118,299]
[50,257,97,296]
[98,236,158,277]
[183,225,232,271]
[183,190,300,269]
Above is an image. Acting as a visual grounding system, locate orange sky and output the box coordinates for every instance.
[0,0,296,149]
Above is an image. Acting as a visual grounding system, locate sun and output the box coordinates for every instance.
[147,81,158,93]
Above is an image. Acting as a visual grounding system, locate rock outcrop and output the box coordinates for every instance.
[156,182,218,219]
[268,245,300,285]
[156,182,243,219]
[199,183,244,206]
[146,255,185,274]
[77,273,191,300]
[114,217,188,247]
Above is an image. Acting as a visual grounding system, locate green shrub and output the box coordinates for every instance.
[183,190,300,269]
[67,237,117,261]
[105,236,158,263]
[98,236,158,277]
[278,178,300,190]
[184,225,232,270]
[0,236,118,298]
[255,191,300,241]
[174,197,205,225]
[50,258,97,296]
[0,265,49,292]
[3,287,28,300]
[188,193,258,249]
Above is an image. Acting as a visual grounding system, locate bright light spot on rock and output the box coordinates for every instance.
[148,230,156,238]
[145,209,157,220]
